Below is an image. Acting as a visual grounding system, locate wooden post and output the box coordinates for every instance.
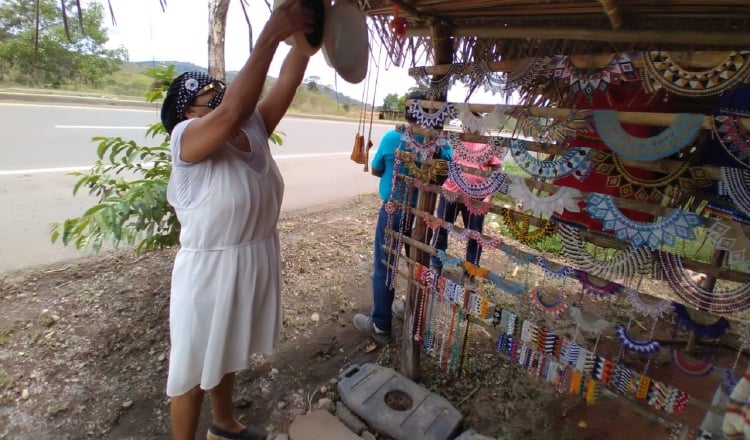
[685,250,726,352]
[400,20,454,381]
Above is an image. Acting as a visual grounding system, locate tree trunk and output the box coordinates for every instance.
[208,0,231,82]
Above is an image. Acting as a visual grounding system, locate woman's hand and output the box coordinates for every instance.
[265,0,315,44]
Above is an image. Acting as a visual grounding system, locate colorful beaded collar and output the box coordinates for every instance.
[642,51,750,97]
[585,193,703,248]
[592,110,704,161]
[551,52,639,100]
[509,139,593,181]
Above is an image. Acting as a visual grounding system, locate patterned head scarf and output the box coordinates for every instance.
[160,71,226,134]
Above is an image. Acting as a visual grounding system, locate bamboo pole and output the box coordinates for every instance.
[598,0,622,29]
[401,21,455,382]
[409,99,750,130]
[405,25,750,46]
[407,51,739,76]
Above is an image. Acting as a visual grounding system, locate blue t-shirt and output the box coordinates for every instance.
[370,129,453,202]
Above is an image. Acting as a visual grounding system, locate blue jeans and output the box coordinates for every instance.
[371,202,411,333]
[429,196,485,272]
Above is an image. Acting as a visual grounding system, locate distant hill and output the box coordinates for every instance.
[131,60,364,107]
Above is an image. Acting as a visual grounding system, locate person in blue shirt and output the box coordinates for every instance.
[353,92,453,343]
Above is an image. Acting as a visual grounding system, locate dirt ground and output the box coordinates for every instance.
[0,193,730,439]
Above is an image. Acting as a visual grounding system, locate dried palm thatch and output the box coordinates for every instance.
[361,0,750,67]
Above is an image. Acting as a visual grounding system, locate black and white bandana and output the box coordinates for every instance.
[161,71,225,134]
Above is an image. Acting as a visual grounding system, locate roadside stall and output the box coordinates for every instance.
[356,1,750,438]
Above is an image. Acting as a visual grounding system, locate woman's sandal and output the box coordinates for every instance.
[206,424,268,440]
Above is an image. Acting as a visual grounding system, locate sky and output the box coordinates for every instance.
[99,0,416,104]
[98,0,498,106]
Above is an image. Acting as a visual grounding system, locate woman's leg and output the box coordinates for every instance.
[208,372,245,432]
[170,385,205,440]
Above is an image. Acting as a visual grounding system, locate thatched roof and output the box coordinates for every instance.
[361,0,750,65]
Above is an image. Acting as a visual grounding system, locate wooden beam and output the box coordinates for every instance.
[409,99,750,130]
[408,51,737,76]
[405,25,750,47]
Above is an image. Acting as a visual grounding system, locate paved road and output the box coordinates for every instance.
[0,102,392,274]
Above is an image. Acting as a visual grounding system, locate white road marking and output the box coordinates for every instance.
[54,125,149,129]
[0,152,351,176]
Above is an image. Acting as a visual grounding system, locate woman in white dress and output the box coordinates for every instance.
[159,2,313,439]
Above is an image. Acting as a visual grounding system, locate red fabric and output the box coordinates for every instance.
[553,84,671,231]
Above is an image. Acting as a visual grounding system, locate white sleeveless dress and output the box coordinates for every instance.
[165,111,284,396]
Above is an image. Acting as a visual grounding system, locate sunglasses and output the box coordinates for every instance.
[190,81,226,109]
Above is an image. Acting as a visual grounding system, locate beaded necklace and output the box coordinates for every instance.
[400,151,449,182]
[406,100,456,129]
[670,348,714,379]
[447,161,507,199]
[463,60,505,95]
[462,195,492,216]
[585,193,703,248]
[642,51,750,97]
[509,139,593,181]
[411,63,464,99]
[574,270,622,299]
[718,167,750,217]
[625,288,672,318]
[504,56,551,91]
[568,306,610,335]
[399,125,449,160]
[657,250,750,314]
[551,52,639,101]
[447,131,507,164]
[614,325,660,354]
[506,175,583,218]
[590,149,711,202]
[499,208,555,244]
[592,110,704,161]
[453,104,508,135]
[558,224,652,281]
[713,114,750,170]
[672,303,731,339]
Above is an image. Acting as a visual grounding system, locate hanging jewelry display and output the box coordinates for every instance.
[509,139,593,181]
[558,224,653,281]
[406,100,456,129]
[453,103,508,134]
[642,51,750,97]
[718,167,750,218]
[585,193,704,248]
[592,110,704,161]
[657,250,750,314]
[551,52,639,101]
[590,150,712,202]
[447,131,508,164]
[506,175,583,218]
[713,112,750,170]
[625,288,673,318]
[499,208,555,244]
[706,218,750,271]
[447,161,507,198]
